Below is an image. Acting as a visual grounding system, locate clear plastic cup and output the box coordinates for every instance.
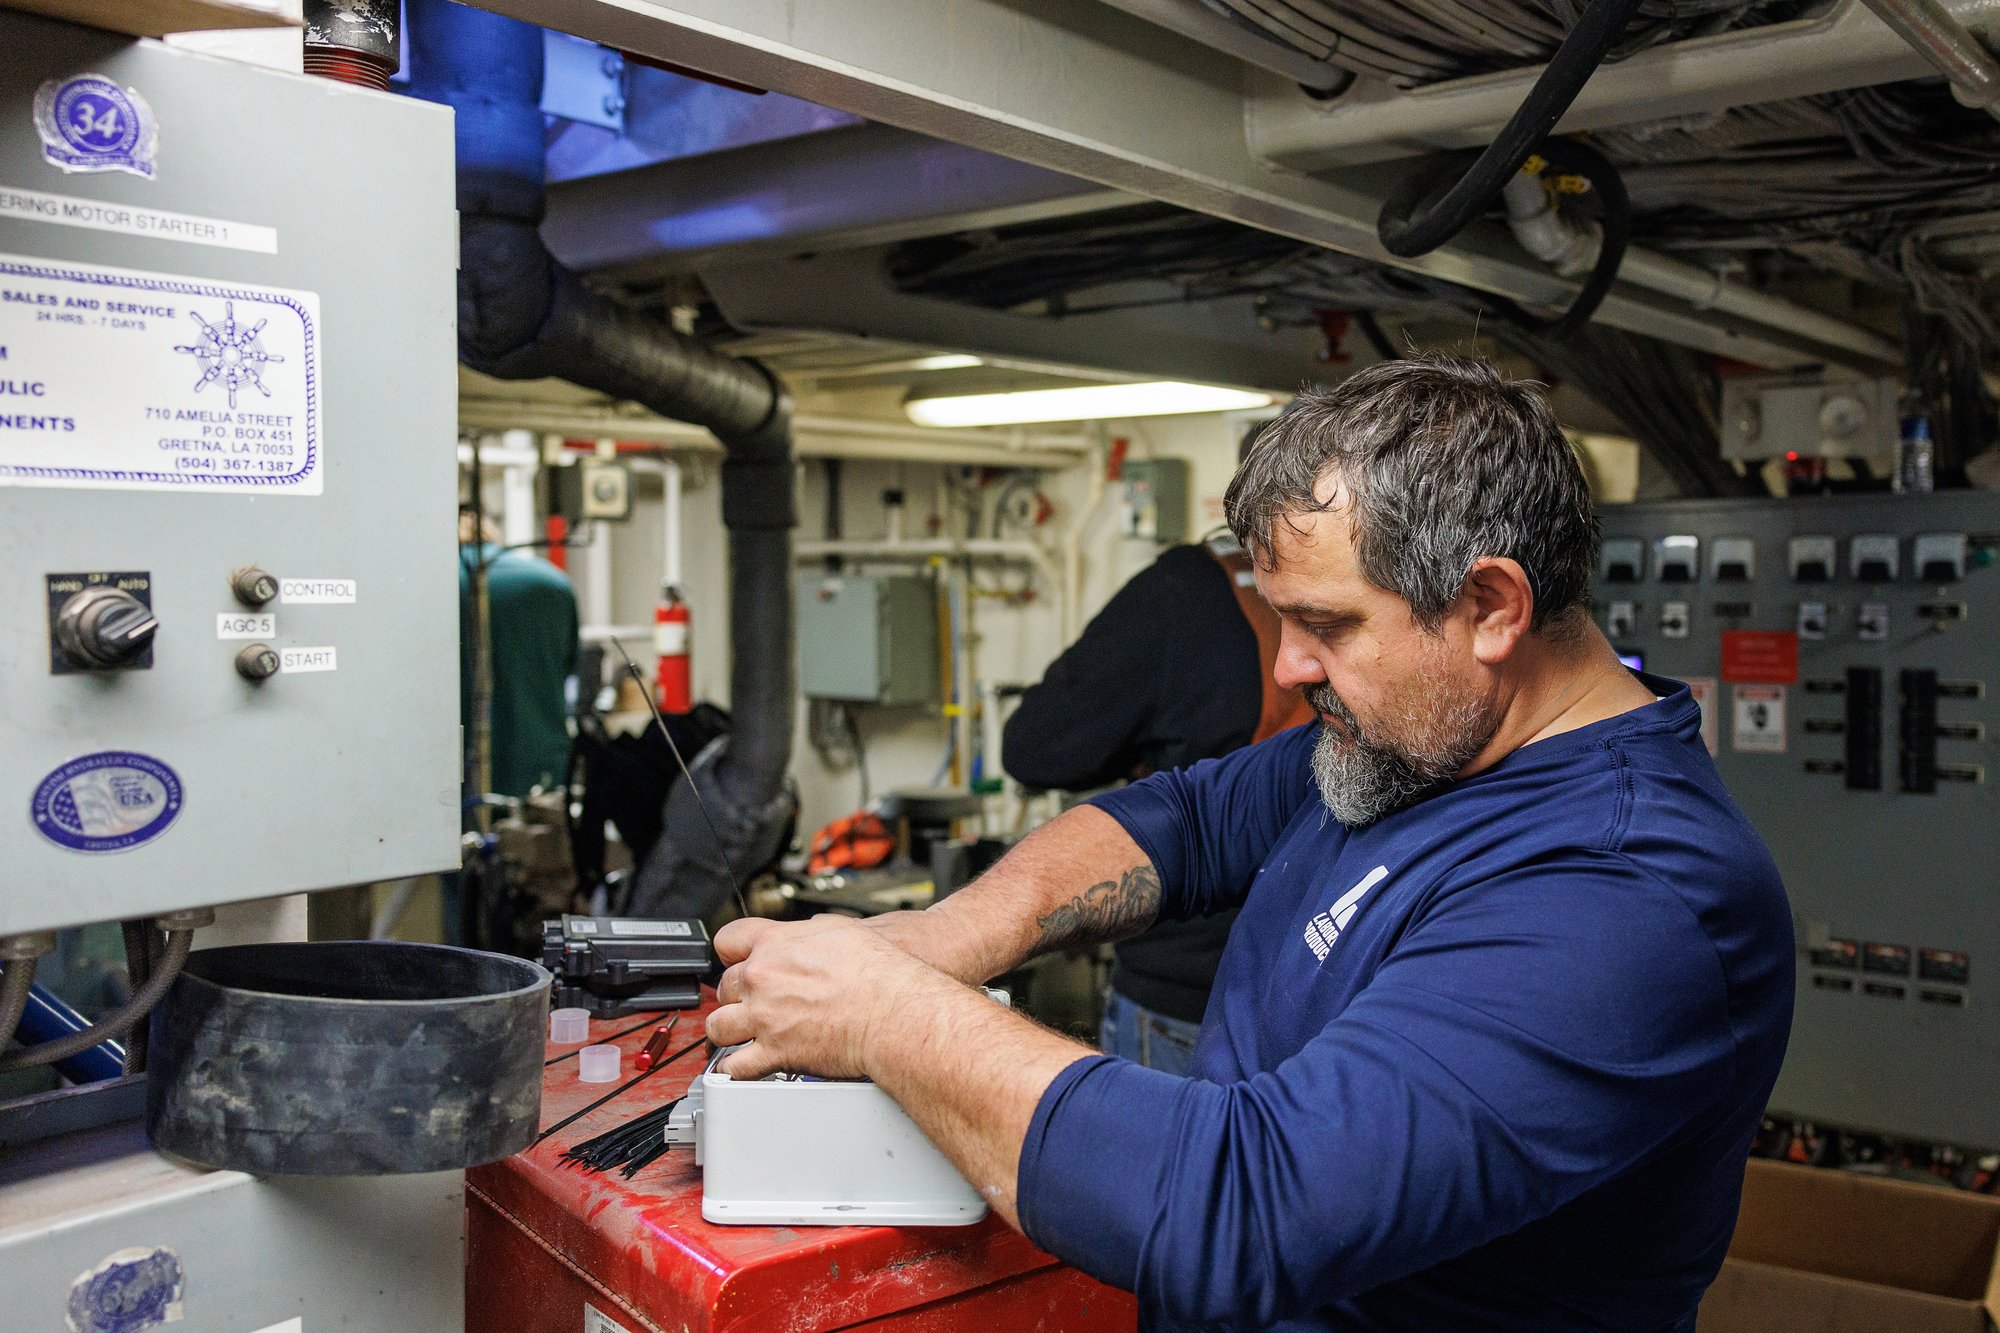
[548,1007,591,1045]
[578,1044,621,1084]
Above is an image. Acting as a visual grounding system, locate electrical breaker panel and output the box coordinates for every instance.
[0,18,460,934]
[1595,493,2000,1148]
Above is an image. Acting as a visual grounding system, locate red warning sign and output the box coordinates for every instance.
[1720,630,1799,684]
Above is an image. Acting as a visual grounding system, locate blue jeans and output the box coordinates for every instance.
[1100,990,1202,1075]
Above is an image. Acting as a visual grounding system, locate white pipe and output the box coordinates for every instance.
[1494,173,1897,364]
[458,440,540,466]
[796,536,1054,563]
[1502,170,1597,278]
[580,622,656,644]
[501,462,537,548]
[1616,250,1899,364]
[954,564,975,796]
[798,538,1068,654]
[582,524,615,630]
[1859,0,2000,118]
[1063,439,1110,643]
[1247,0,1949,169]
[662,455,684,589]
[456,400,1093,467]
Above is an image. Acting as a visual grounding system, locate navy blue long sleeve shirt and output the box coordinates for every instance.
[1016,678,1794,1332]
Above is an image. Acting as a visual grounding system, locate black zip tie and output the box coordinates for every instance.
[533,1036,709,1146]
[605,636,752,921]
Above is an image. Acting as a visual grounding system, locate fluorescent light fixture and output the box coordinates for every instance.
[905,381,1273,427]
[910,354,983,371]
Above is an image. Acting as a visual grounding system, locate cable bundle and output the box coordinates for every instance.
[559,1099,686,1179]
[1198,0,1807,88]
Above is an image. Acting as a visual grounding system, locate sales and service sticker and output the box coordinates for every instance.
[0,252,321,494]
[34,75,159,178]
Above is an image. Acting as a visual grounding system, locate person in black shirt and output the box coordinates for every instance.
[1003,534,1309,1070]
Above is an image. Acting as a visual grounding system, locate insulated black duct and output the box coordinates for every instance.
[408,0,797,919]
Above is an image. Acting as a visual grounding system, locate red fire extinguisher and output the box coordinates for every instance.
[655,583,692,714]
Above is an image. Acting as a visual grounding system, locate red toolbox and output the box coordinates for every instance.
[467,991,1138,1333]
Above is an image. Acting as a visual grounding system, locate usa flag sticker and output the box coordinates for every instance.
[31,750,183,853]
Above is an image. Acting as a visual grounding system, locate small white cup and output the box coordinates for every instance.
[578,1044,621,1084]
[548,1007,591,1045]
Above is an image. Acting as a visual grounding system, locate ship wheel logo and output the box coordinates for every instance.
[174,301,285,409]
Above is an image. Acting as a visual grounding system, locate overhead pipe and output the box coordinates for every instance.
[408,0,797,919]
[302,0,400,90]
[1245,0,1965,170]
[1857,0,2000,121]
[543,122,1134,274]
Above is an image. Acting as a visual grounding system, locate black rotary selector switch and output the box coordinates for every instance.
[54,586,159,670]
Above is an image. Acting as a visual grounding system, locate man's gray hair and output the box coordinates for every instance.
[1224,354,1600,638]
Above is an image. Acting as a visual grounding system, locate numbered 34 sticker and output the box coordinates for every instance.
[34,75,159,178]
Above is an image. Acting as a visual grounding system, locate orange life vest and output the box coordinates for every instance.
[1211,546,1316,743]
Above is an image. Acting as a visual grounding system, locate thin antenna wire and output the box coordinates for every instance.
[605,636,752,921]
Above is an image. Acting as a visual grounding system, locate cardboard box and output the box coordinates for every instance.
[1,0,296,38]
[1699,1158,2000,1333]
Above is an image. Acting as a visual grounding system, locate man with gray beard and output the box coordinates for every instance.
[703,355,1795,1333]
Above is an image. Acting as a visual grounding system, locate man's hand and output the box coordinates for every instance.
[705,915,957,1082]
[707,912,1097,1230]
[854,908,986,983]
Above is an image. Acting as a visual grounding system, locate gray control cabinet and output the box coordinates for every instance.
[0,18,460,934]
[1595,493,2000,1148]
[0,1122,463,1331]
[797,572,941,706]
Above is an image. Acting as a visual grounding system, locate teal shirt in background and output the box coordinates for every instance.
[459,542,580,798]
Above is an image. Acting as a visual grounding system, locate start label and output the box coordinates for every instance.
[280,646,337,674]
[0,251,320,495]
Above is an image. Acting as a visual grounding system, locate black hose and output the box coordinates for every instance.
[1376,0,1646,258]
[0,955,37,1053]
[1355,310,1402,361]
[1486,139,1632,340]
[121,918,156,1074]
[0,928,194,1072]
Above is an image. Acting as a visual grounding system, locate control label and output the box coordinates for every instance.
[0,251,320,494]
[280,646,337,674]
[31,751,183,854]
[1732,685,1788,754]
[280,578,354,605]
[216,612,275,639]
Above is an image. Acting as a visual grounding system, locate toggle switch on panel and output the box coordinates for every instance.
[1913,534,1968,584]
[1656,535,1701,583]
[1789,535,1836,583]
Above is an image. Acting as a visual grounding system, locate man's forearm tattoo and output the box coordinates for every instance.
[1034,864,1162,953]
